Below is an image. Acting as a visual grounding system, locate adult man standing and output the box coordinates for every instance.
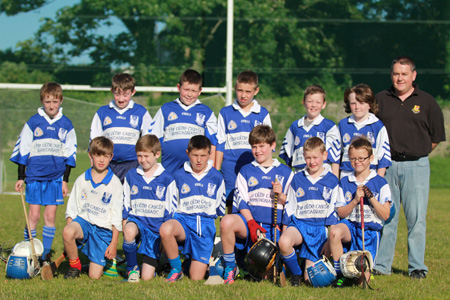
[374,56,446,279]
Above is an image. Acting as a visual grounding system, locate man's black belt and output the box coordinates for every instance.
[392,154,425,161]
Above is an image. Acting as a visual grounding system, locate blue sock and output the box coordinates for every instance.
[42,226,56,259]
[169,256,182,271]
[223,252,236,268]
[123,240,139,272]
[334,260,341,276]
[24,227,37,241]
[282,250,302,276]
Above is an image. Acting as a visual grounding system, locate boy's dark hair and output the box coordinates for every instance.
[343,83,378,115]
[111,73,135,91]
[187,135,211,153]
[348,136,373,156]
[135,134,161,155]
[303,137,326,153]
[391,56,415,72]
[303,84,326,102]
[89,137,114,156]
[236,71,259,87]
[179,69,202,88]
[40,82,63,101]
[249,125,276,146]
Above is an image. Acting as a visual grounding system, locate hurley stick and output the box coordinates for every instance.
[41,252,67,280]
[360,196,367,289]
[273,178,278,284]
[20,188,40,272]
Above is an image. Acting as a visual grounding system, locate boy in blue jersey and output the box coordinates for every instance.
[63,137,123,279]
[90,73,152,182]
[338,84,391,177]
[160,135,225,282]
[279,137,339,287]
[122,134,177,282]
[151,69,218,175]
[279,85,341,176]
[220,125,293,284]
[328,137,391,287]
[10,82,77,262]
[215,71,271,213]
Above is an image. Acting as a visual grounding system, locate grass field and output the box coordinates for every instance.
[0,188,449,299]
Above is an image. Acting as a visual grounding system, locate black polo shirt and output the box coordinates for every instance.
[376,84,446,158]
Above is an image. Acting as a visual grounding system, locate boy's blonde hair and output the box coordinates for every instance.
[40,82,63,101]
[236,71,258,88]
[303,137,326,153]
[135,134,161,155]
[303,84,326,102]
[89,137,114,156]
[179,69,202,88]
[348,136,373,156]
[111,73,135,91]
[343,83,378,115]
[187,135,211,153]
[249,125,276,146]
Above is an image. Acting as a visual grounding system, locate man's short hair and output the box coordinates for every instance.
[303,137,326,153]
[249,125,276,146]
[343,83,378,115]
[40,82,63,101]
[89,136,114,156]
[179,69,202,88]
[135,134,161,155]
[111,73,135,91]
[187,135,211,153]
[348,136,373,157]
[236,71,259,87]
[391,56,416,72]
[303,84,326,102]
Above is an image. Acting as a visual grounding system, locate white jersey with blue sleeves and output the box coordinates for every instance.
[279,115,341,172]
[90,100,152,162]
[329,170,391,231]
[65,168,123,231]
[284,164,339,226]
[122,164,177,233]
[10,108,77,181]
[216,100,271,189]
[173,160,225,218]
[234,159,293,226]
[151,99,218,174]
[338,113,391,172]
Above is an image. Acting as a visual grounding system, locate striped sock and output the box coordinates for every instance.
[42,226,56,259]
[69,257,82,271]
[123,240,138,272]
[223,252,236,268]
[168,256,182,271]
[334,260,341,276]
[282,250,302,276]
[24,227,36,241]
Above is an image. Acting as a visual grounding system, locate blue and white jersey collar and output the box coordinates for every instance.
[297,114,324,128]
[136,163,165,179]
[303,163,332,184]
[85,167,114,188]
[347,169,377,185]
[183,159,214,179]
[109,99,135,113]
[175,98,201,110]
[38,107,64,124]
[232,99,262,113]
[348,113,379,128]
[251,158,280,173]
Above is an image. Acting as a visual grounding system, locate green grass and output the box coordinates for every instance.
[0,189,449,299]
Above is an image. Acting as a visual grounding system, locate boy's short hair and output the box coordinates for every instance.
[187,135,211,153]
[391,56,415,72]
[249,125,276,146]
[89,137,114,156]
[348,136,373,156]
[40,82,63,101]
[236,71,259,87]
[179,69,202,88]
[111,73,135,91]
[303,84,326,102]
[343,83,378,115]
[135,134,161,155]
[303,137,326,153]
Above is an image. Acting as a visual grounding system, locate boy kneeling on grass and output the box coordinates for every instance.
[63,137,123,279]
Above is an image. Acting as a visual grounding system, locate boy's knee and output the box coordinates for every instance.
[278,235,291,252]
[159,222,173,239]
[220,214,237,232]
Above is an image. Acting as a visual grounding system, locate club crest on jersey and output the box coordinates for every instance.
[296,187,305,198]
[345,191,353,203]
[58,128,68,141]
[412,105,420,114]
[248,176,259,187]
[322,187,333,201]
[156,186,166,199]
[343,133,351,143]
[131,185,138,195]
[168,112,178,121]
[102,192,112,204]
[103,117,112,126]
[294,136,300,146]
[181,184,191,194]
[366,132,375,144]
[196,113,205,126]
[275,175,285,186]
[228,120,237,130]
[254,120,262,126]
[207,183,217,197]
[316,132,325,141]
[34,127,44,137]
[81,191,88,201]
[129,115,139,128]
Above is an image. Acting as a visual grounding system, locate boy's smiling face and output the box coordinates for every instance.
[252,142,275,167]
[137,150,160,172]
[236,82,259,110]
[349,147,373,174]
[304,148,327,176]
[177,82,202,106]
[303,93,326,121]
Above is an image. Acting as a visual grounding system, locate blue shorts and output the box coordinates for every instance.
[127,217,161,260]
[235,213,281,252]
[109,160,139,183]
[74,217,112,266]
[25,178,63,206]
[288,218,327,262]
[174,213,216,265]
[340,219,380,263]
